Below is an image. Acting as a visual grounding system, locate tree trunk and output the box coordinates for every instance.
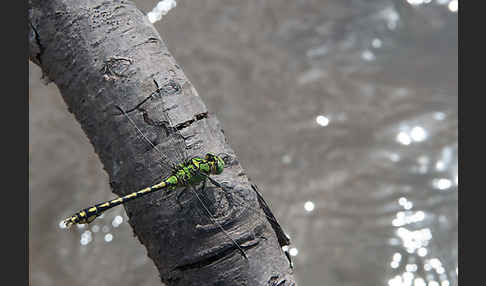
[28,0,296,285]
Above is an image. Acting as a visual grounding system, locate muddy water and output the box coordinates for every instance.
[29,1,457,285]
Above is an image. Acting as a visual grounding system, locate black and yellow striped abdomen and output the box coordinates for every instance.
[63,178,175,227]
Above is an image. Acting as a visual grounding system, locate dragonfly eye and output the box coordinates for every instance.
[205,153,224,174]
[214,155,225,174]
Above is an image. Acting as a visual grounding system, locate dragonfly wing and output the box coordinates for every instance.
[151,79,189,165]
[117,79,189,177]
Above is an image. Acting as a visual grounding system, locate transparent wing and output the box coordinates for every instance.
[117,79,188,176]
[150,78,189,166]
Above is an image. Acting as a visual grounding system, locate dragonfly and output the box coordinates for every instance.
[62,79,293,267]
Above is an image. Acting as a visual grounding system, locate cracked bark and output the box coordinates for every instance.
[28,0,296,285]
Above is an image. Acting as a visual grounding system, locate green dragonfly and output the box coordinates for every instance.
[62,79,292,266]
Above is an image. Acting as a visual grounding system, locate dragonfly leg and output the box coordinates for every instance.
[206,176,233,194]
[199,179,221,209]
[176,187,189,210]
[198,179,225,211]
[205,176,237,209]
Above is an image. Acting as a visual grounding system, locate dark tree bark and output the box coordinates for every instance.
[29,0,296,285]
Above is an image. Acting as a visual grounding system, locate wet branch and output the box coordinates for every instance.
[28,0,296,285]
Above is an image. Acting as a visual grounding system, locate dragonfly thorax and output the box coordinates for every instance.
[172,153,225,186]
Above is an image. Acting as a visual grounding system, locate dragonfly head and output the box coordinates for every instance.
[205,153,225,175]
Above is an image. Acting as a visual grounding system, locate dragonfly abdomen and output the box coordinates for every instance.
[63,177,175,228]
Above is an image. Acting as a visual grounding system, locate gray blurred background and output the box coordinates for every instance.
[29,0,458,285]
